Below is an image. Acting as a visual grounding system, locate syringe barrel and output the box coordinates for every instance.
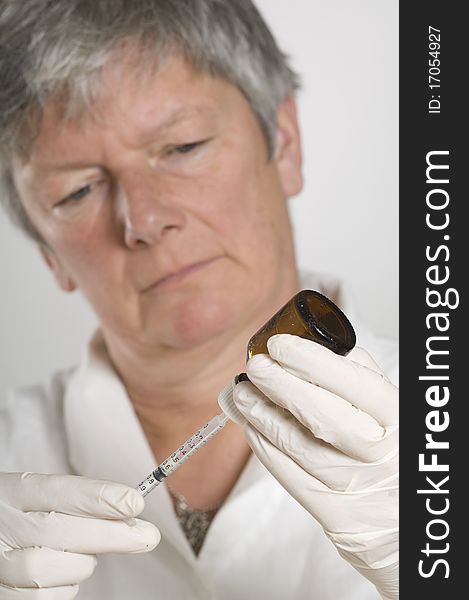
[136,413,228,497]
[136,467,166,497]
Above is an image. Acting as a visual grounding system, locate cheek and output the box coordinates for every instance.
[188,154,282,247]
[48,220,126,304]
[45,201,118,269]
[171,293,235,345]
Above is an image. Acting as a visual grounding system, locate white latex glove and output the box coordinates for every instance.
[233,334,399,600]
[0,472,160,598]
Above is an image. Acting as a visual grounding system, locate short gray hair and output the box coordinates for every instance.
[0,0,299,243]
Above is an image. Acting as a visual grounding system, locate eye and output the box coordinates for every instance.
[59,184,92,205]
[170,140,209,155]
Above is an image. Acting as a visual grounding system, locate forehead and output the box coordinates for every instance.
[90,53,222,126]
[23,54,250,165]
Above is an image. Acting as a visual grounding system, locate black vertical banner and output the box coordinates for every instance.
[400,2,465,598]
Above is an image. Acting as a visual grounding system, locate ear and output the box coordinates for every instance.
[39,245,77,292]
[273,96,303,198]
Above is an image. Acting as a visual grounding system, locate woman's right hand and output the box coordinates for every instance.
[0,472,160,598]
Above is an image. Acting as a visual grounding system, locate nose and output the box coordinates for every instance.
[116,174,185,248]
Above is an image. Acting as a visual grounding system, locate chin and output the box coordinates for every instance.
[168,292,242,348]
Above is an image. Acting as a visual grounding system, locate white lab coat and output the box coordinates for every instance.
[0,273,398,599]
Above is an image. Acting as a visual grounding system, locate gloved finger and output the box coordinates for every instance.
[244,425,398,536]
[243,357,397,462]
[0,473,144,519]
[346,346,385,374]
[234,382,398,491]
[266,335,399,427]
[0,584,78,599]
[0,548,97,589]
[354,561,399,600]
[0,502,160,554]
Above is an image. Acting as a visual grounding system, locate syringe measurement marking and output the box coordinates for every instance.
[137,413,228,497]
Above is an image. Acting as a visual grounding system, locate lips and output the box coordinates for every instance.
[142,257,220,292]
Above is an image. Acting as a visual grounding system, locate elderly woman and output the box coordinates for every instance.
[0,1,398,599]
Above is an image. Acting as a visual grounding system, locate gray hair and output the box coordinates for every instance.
[0,0,299,244]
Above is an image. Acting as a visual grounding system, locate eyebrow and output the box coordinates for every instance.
[141,105,217,140]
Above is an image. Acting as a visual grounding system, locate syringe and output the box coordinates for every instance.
[136,379,246,497]
[136,411,231,497]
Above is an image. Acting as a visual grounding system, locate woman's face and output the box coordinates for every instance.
[13,55,302,351]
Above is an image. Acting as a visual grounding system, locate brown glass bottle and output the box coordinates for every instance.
[233,290,355,386]
[248,289,355,359]
[219,290,356,423]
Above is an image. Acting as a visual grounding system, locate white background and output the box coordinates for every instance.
[0,0,398,398]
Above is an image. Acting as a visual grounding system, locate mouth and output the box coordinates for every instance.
[143,257,220,293]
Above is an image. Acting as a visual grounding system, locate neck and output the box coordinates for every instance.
[106,321,253,439]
